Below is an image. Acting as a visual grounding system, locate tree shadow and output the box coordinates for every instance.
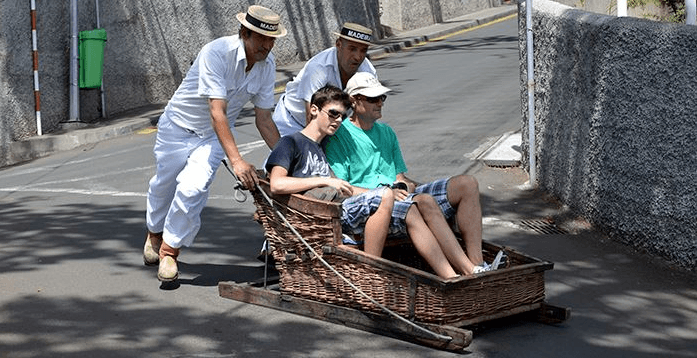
[0,292,432,357]
[465,166,697,357]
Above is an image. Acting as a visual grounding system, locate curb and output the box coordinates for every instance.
[368,5,517,58]
[7,107,162,167]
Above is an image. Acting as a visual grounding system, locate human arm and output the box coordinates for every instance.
[254,107,280,149]
[209,98,258,190]
[268,166,353,197]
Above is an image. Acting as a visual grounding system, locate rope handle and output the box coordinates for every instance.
[221,159,248,202]
[221,159,452,342]
[252,178,453,343]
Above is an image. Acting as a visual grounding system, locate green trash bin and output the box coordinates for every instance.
[79,28,107,89]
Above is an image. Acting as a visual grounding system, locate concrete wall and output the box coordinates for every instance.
[566,0,671,19]
[0,0,382,164]
[379,0,499,31]
[0,0,500,167]
[518,0,697,271]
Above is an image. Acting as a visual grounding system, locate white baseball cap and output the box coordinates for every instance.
[345,72,391,97]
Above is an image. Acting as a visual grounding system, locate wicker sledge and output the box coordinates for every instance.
[219,175,570,350]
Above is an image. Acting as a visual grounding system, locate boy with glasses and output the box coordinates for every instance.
[265,85,394,257]
[325,72,500,277]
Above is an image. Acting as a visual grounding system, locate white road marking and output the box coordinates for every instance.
[0,187,237,201]
[21,166,155,187]
[0,144,153,179]
[0,140,267,201]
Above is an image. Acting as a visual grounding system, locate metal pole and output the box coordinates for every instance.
[30,0,42,135]
[687,0,696,25]
[69,0,80,122]
[526,0,536,186]
[95,0,107,118]
[617,0,627,16]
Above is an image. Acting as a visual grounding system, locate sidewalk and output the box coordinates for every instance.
[5,5,518,169]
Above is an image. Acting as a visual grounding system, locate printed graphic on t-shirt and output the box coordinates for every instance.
[301,151,332,177]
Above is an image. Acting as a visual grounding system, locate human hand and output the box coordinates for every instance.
[326,178,353,197]
[392,188,409,201]
[232,159,258,190]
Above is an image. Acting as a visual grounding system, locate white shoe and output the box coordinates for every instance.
[472,262,492,274]
[491,250,507,270]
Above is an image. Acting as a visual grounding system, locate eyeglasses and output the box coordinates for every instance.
[360,94,387,104]
[321,108,348,120]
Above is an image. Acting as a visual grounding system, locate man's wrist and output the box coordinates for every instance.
[229,157,245,165]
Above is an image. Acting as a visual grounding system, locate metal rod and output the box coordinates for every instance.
[687,0,696,25]
[526,0,536,186]
[95,0,107,118]
[617,0,627,16]
[69,0,79,122]
[30,0,42,135]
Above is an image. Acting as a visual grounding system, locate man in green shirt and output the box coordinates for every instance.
[325,72,495,276]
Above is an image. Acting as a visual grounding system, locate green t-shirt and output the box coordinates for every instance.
[325,119,408,189]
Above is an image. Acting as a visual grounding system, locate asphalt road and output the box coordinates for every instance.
[372,19,521,181]
[2,18,696,358]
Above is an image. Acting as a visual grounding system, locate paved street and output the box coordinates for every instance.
[1,17,696,357]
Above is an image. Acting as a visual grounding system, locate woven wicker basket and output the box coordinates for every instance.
[251,179,552,325]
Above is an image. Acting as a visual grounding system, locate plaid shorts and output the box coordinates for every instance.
[340,187,387,236]
[389,194,418,235]
[414,178,455,219]
[389,178,455,235]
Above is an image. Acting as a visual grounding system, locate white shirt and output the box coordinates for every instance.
[163,35,276,138]
[272,47,376,137]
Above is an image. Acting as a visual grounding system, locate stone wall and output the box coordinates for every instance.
[0,0,500,167]
[518,0,697,271]
[0,0,381,163]
[379,0,499,31]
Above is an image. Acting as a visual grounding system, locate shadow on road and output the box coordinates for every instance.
[1,166,695,356]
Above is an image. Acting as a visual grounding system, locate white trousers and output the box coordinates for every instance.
[146,115,224,248]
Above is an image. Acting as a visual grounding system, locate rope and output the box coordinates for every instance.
[220,159,451,341]
[247,175,453,343]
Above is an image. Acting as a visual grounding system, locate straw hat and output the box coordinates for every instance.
[346,72,391,97]
[334,22,373,46]
[236,5,287,38]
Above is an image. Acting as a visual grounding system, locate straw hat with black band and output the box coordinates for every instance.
[236,5,287,38]
[334,23,373,46]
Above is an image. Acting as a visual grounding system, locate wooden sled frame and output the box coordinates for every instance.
[218,177,570,351]
[219,278,569,351]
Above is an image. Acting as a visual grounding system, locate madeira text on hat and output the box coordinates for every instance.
[334,23,373,46]
[236,5,287,38]
[345,72,391,97]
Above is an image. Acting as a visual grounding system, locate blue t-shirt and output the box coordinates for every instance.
[266,132,333,178]
[324,119,408,188]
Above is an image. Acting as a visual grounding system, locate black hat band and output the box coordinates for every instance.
[245,13,278,32]
[341,27,372,42]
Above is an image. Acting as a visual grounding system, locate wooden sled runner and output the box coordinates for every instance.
[218,177,570,351]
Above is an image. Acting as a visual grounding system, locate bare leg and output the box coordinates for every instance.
[363,188,394,257]
[446,175,484,265]
[404,205,458,279]
[413,194,477,275]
